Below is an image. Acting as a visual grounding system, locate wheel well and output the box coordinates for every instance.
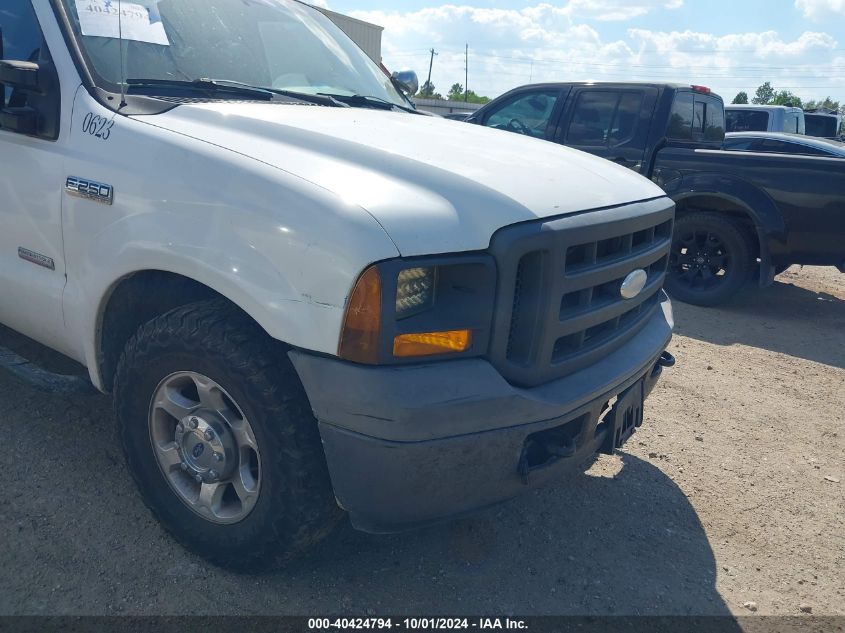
[98,271,227,392]
[674,196,761,261]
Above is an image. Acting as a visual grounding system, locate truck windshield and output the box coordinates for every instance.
[59,0,406,107]
[805,115,839,138]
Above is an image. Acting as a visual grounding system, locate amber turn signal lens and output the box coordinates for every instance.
[338,266,382,364]
[393,330,472,358]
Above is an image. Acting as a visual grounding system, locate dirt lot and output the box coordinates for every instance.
[0,266,842,617]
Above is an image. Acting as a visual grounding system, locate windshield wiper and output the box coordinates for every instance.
[126,78,347,107]
[126,78,276,101]
[318,93,422,114]
[204,79,348,107]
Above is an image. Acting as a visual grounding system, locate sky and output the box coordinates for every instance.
[310,0,845,104]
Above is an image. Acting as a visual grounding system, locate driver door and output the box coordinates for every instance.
[555,87,657,174]
[477,87,568,141]
[0,1,68,353]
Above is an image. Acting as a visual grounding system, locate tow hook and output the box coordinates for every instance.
[658,351,676,368]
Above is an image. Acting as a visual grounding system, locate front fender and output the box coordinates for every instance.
[64,207,396,389]
[61,90,400,389]
[665,171,786,239]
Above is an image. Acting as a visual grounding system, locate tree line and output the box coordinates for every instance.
[731,82,843,114]
[415,81,491,105]
[414,78,842,114]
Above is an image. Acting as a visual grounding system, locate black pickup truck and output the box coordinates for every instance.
[467,83,845,305]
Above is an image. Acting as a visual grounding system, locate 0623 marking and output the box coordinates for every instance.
[81,113,115,140]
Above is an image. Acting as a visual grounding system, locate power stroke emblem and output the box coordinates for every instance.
[65,176,114,205]
[18,247,56,271]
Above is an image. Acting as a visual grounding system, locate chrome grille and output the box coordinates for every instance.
[488,198,674,387]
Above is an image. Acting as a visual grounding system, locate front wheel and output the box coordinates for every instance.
[665,212,756,307]
[113,300,342,571]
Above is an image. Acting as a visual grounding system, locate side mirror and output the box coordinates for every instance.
[0,60,42,93]
[391,70,419,96]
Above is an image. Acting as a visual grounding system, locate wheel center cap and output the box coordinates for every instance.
[174,413,236,483]
[696,256,706,265]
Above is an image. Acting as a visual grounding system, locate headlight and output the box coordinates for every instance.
[395,267,436,318]
[338,256,497,365]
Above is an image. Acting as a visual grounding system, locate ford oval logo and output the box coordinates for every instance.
[620,269,648,300]
[192,443,205,459]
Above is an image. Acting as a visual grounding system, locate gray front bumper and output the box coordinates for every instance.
[289,296,673,532]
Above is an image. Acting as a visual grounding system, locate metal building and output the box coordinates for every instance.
[413,98,484,117]
[316,8,384,64]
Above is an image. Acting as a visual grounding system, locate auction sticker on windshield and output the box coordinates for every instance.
[76,0,170,45]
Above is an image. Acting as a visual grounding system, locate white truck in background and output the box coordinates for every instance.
[0,0,675,570]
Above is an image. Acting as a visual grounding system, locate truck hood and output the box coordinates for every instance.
[140,103,666,255]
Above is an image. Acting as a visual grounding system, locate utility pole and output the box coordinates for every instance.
[465,44,469,102]
[425,48,437,97]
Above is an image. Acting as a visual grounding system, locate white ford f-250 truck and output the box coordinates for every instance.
[1,0,675,570]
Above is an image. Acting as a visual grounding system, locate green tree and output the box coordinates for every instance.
[416,80,440,99]
[752,82,775,105]
[445,83,490,104]
[732,92,749,104]
[804,96,840,111]
[447,83,465,100]
[770,90,803,108]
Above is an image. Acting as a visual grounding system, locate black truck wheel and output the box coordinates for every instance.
[113,300,341,571]
[665,212,755,307]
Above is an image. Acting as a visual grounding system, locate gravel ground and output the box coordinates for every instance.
[0,266,842,617]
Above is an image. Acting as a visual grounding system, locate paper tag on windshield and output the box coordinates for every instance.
[76,0,169,45]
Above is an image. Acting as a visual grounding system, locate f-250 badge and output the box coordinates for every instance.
[65,176,114,205]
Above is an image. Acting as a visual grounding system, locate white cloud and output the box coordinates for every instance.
[795,0,845,19]
[346,3,843,104]
[565,0,683,21]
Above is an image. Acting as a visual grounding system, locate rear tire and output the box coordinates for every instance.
[113,300,342,571]
[665,212,756,307]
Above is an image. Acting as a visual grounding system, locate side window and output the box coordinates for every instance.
[566,91,619,146]
[667,93,694,140]
[0,1,59,139]
[608,92,643,147]
[724,110,769,133]
[787,143,829,157]
[755,140,793,154]
[669,94,725,142]
[1,1,43,105]
[782,113,802,134]
[723,138,756,151]
[484,91,558,139]
[693,101,705,135]
[704,100,726,141]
